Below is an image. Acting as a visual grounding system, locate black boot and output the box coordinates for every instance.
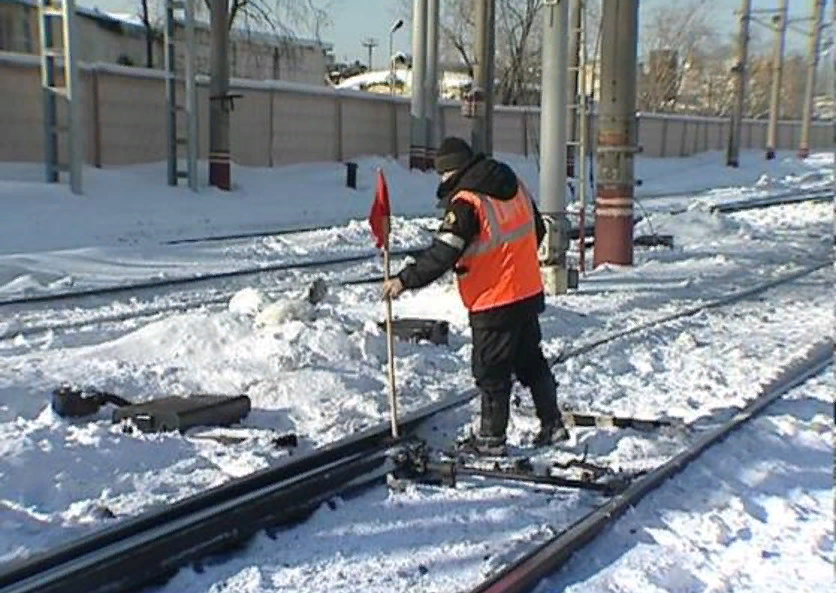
[475,391,510,455]
[530,373,569,445]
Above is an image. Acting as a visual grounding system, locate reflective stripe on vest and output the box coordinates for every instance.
[453,187,543,312]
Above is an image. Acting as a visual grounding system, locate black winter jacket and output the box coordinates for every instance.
[397,154,546,328]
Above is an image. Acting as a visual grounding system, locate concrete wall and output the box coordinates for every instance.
[1,52,833,167]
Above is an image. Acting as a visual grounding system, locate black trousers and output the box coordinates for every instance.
[470,313,555,438]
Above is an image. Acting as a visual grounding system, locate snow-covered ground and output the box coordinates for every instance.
[545,367,834,593]
[0,149,832,590]
[0,150,830,301]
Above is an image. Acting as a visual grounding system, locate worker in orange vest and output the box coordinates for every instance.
[382,137,568,455]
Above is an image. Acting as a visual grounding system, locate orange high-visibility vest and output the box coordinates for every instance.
[452,186,543,312]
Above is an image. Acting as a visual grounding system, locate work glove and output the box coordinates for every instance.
[382,277,405,300]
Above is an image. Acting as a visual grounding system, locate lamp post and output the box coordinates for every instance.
[389,18,404,96]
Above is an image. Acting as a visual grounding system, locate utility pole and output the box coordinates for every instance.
[832,1,835,189]
[362,37,379,70]
[425,0,440,164]
[209,0,231,190]
[727,0,752,168]
[388,19,404,96]
[567,0,583,179]
[471,0,496,155]
[409,0,428,169]
[766,0,789,160]
[38,0,82,194]
[798,0,826,159]
[539,0,569,294]
[593,0,639,268]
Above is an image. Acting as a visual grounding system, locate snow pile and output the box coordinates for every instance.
[0,149,833,584]
[548,369,834,593]
[228,287,264,317]
[634,209,755,246]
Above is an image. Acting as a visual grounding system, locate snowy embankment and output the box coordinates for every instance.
[0,150,832,583]
[150,272,833,593]
[545,367,833,593]
[0,150,830,301]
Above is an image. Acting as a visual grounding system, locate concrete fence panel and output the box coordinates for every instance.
[639,117,666,157]
[0,60,45,163]
[493,108,523,154]
[97,71,167,165]
[341,93,393,162]
[395,101,410,157]
[270,90,335,165]
[1,53,833,171]
[439,104,470,143]
[228,88,271,167]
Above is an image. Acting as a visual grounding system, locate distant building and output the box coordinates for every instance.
[335,66,472,99]
[0,0,332,85]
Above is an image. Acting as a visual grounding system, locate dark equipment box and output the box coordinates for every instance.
[378,318,449,346]
[112,394,251,434]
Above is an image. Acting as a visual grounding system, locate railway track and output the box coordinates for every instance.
[159,185,832,247]
[0,255,403,343]
[2,185,827,313]
[2,222,829,349]
[0,247,424,309]
[466,339,833,593]
[0,253,829,593]
[0,392,477,593]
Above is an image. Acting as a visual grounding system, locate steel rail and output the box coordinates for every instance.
[551,259,832,365]
[2,186,827,311]
[709,187,832,213]
[0,264,392,343]
[0,247,423,309]
[0,389,477,593]
[160,186,830,247]
[467,338,833,593]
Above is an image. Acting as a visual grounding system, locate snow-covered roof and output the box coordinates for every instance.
[336,68,472,92]
[336,69,409,90]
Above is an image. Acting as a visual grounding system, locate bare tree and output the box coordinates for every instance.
[494,0,543,105]
[395,0,549,105]
[193,0,331,80]
[637,0,718,112]
[140,0,154,67]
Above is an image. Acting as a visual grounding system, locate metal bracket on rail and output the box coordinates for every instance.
[210,92,244,113]
[559,410,686,432]
[387,440,634,495]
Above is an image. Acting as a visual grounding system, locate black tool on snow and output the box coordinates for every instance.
[51,384,133,418]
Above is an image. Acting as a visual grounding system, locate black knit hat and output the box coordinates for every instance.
[435,136,473,174]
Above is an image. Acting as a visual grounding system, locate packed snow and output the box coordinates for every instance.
[0,149,832,591]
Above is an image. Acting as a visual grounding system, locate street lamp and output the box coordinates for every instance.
[389,18,404,96]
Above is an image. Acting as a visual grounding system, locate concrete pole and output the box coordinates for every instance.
[63,0,82,195]
[409,0,428,169]
[485,0,495,154]
[209,0,230,189]
[798,0,826,159]
[471,0,495,155]
[567,0,583,179]
[593,0,639,268]
[425,0,440,164]
[539,0,570,294]
[766,0,789,160]
[726,0,752,168]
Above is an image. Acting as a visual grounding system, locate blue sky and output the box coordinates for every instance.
[326,0,818,67]
[87,0,821,68]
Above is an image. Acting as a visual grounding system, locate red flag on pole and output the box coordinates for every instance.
[369,168,391,249]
